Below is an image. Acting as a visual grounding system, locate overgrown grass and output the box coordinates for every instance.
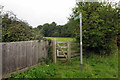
[9,37,118,78]
[9,53,118,78]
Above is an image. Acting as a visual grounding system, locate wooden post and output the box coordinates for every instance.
[57,50,59,57]
[0,43,2,79]
[53,39,56,63]
[67,41,71,60]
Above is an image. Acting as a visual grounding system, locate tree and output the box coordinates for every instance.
[68,2,119,54]
[37,22,73,37]
[2,11,42,42]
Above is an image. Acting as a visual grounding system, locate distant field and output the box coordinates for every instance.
[44,37,76,41]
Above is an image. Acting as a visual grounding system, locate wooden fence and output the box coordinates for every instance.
[53,39,80,63]
[0,43,2,79]
[0,40,49,78]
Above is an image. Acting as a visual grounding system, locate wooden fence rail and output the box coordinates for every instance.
[53,39,80,63]
[0,40,49,79]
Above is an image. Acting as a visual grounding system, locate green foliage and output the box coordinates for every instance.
[2,12,42,42]
[9,52,118,78]
[9,63,56,78]
[68,2,120,54]
[37,22,73,37]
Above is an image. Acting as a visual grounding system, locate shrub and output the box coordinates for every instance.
[2,12,42,42]
[68,2,119,55]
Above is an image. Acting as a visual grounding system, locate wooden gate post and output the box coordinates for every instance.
[0,43,2,79]
[67,41,71,60]
[53,39,56,63]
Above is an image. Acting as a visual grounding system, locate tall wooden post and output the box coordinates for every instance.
[67,41,71,60]
[53,39,56,63]
[0,43,2,79]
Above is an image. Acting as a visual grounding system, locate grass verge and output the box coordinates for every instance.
[9,53,118,78]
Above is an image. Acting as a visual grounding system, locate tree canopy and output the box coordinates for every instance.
[68,2,120,54]
[1,11,42,42]
[37,22,73,37]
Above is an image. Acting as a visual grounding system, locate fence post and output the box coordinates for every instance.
[53,39,56,63]
[0,43,2,79]
[68,41,71,60]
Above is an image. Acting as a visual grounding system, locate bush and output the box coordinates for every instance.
[2,12,42,42]
[68,2,119,55]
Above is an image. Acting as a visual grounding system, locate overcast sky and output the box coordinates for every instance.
[0,0,119,27]
[1,0,76,27]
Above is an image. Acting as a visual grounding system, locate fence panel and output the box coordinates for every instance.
[0,43,2,79]
[1,40,49,78]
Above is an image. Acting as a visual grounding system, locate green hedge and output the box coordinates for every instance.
[68,2,120,55]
